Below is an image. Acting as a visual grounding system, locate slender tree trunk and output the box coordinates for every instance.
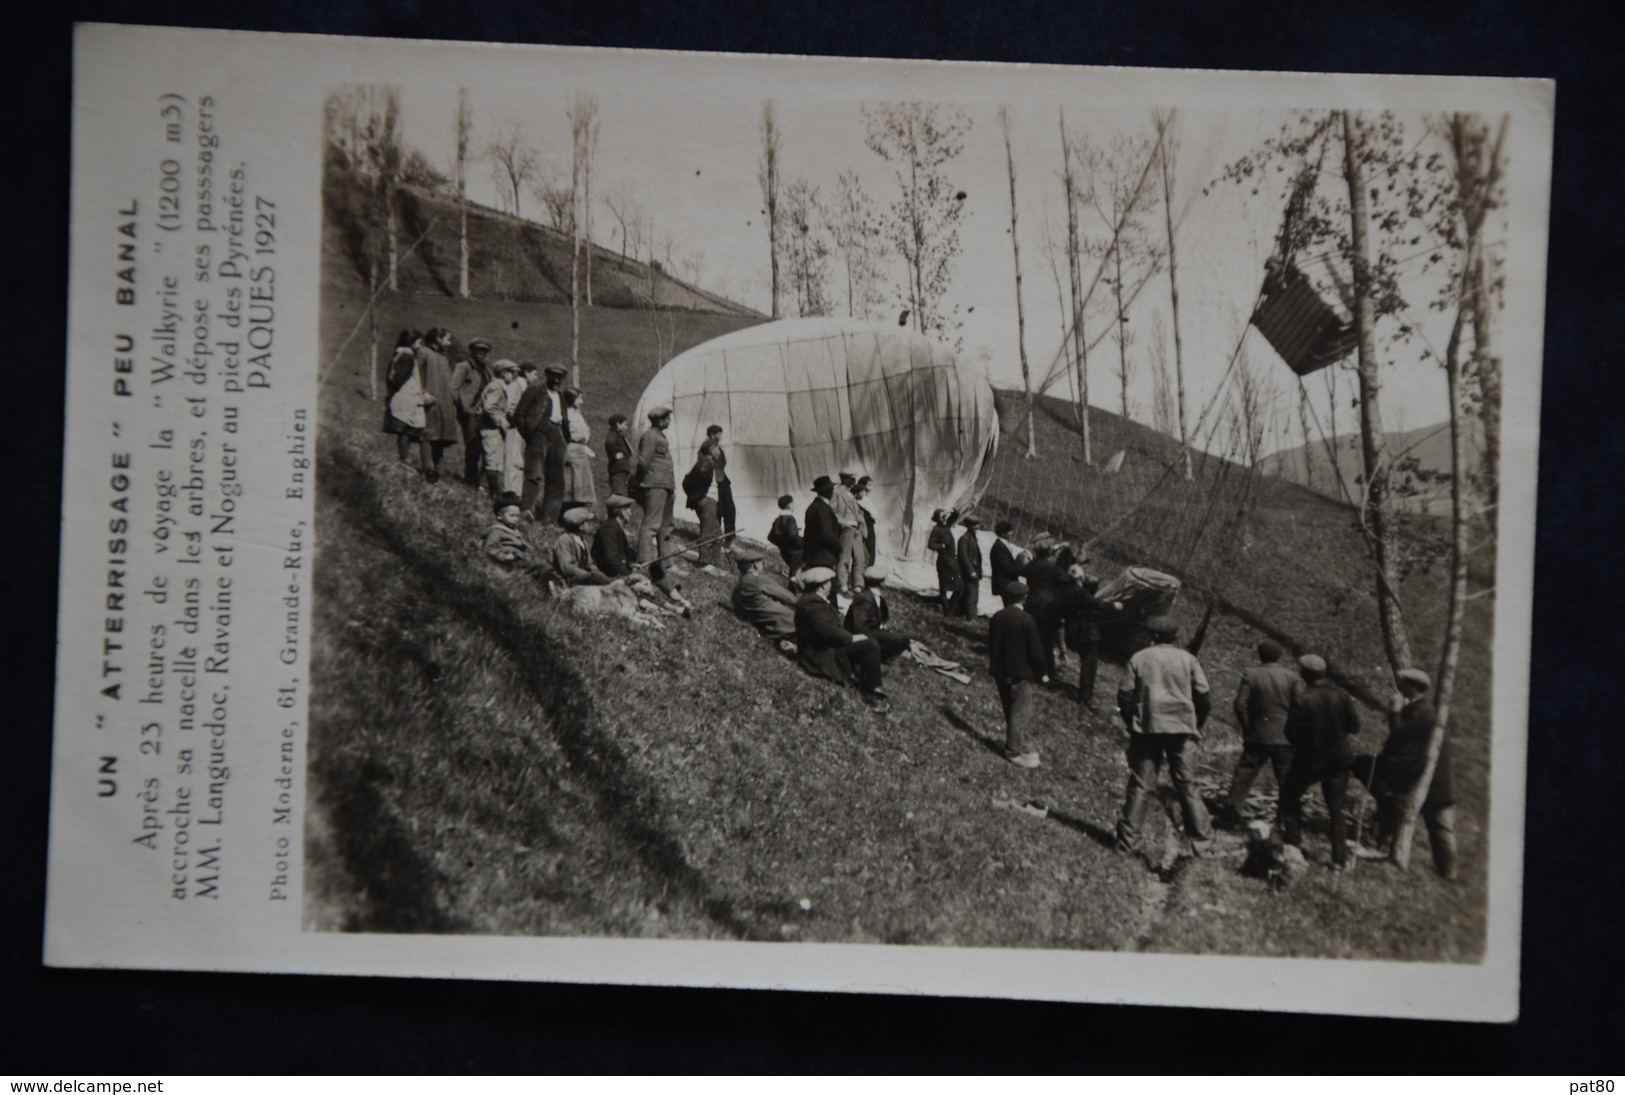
[585,123,595,308]
[1297,380,1315,490]
[1001,109,1037,459]
[1155,110,1192,479]
[367,262,380,402]
[456,90,470,298]
[1113,236,1131,419]
[1342,110,1415,675]
[1061,109,1092,466]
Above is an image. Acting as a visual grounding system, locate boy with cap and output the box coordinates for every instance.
[731,546,799,649]
[482,491,554,585]
[551,507,614,586]
[793,566,886,701]
[605,414,634,498]
[844,565,911,662]
[832,472,867,597]
[477,361,526,496]
[954,516,984,619]
[1115,616,1215,858]
[1223,638,1302,826]
[633,407,677,565]
[1277,653,1361,870]
[1358,668,1457,878]
[989,578,1048,768]
[767,495,804,575]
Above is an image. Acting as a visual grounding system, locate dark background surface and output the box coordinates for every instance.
[6,0,1622,1074]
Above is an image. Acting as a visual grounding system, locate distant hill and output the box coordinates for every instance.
[323,163,762,317]
[1258,418,1485,514]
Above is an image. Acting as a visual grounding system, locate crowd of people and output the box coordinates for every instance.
[383,327,1458,879]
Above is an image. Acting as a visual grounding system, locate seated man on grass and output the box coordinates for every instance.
[552,507,615,587]
[793,566,886,704]
[731,546,799,653]
[843,564,912,662]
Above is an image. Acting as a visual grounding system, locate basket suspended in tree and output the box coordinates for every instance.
[1250,259,1359,377]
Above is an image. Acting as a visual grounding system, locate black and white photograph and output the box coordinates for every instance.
[43,25,1552,1021]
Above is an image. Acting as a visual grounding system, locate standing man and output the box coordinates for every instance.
[633,407,677,565]
[1277,654,1361,871]
[989,578,1048,769]
[802,476,842,573]
[793,566,886,702]
[1222,639,1300,826]
[989,521,1022,601]
[513,363,549,515]
[927,508,962,616]
[1060,568,1121,710]
[604,414,635,498]
[955,515,984,619]
[843,565,911,662]
[699,424,737,543]
[855,476,878,569]
[731,546,800,649]
[1360,668,1457,879]
[1115,615,1215,859]
[832,472,867,598]
[535,365,571,525]
[477,360,526,497]
[451,336,494,488]
[683,432,726,570]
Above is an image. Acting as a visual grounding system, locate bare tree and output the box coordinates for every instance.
[1059,108,1095,464]
[783,179,832,317]
[568,94,599,386]
[830,171,887,319]
[485,120,540,218]
[328,86,403,394]
[758,101,783,319]
[999,107,1037,458]
[531,171,573,232]
[1150,313,1177,438]
[863,101,972,343]
[456,90,472,298]
[1089,133,1163,421]
[1152,109,1194,478]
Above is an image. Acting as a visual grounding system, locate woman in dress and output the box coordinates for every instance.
[927,507,963,616]
[561,387,597,509]
[415,327,460,482]
[382,329,427,466]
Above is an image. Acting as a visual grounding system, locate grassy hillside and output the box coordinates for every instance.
[1258,416,1487,516]
[306,168,1493,960]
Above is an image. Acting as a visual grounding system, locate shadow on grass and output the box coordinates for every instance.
[937,704,1007,761]
[320,442,765,940]
[1046,806,1119,852]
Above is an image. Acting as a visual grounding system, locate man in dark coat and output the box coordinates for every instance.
[843,565,911,661]
[1060,567,1120,708]
[767,495,804,575]
[731,547,799,647]
[988,579,1048,768]
[451,337,494,487]
[1358,668,1457,879]
[802,476,843,571]
[532,364,571,525]
[794,566,885,700]
[928,508,962,616]
[989,521,1022,601]
[1223,638,1300,825]
[954,516,983,619]
[1278,653,1361,870]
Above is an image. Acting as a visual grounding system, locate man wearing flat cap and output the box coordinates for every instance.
[802,476,842,573]
[731,546,799,648]
[477,360,526,497]
[1222,638,1301,826]
[989,578,1048,768]
[1277,653,1361,870]
[832,472,867,597]
[517,364,571,525]
[954,515,984,619]
[633,407,677,565]
[1358,668,1457,878]
[452,337,496,488]
[793,566,886,701]
[1115,615,1214,858]
[844,565,911,662]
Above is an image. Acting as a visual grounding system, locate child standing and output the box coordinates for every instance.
[767,494,804,575]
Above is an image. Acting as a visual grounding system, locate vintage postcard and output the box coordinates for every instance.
[48,23,1552,1019]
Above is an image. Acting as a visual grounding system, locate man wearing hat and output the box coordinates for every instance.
[1358,668,1457,878]
[1059,565,1120,708]
[989,521,1022,601]
[593,494,690,612]
[516,364,570,525]
[1222,639,1301,826]
[954,515,984,619]
[1115,615,1215,858]
[927,508,962,616]
[1277,654,1361,870]
[452,337,495,487]
[633,407,677,565]
[832,472,867,597]
[803,476,842,573]
[731,546,799,648]
[989,578,1048,768]
[477,360,526,496]
[843,565,911,662]
[793,566,886,700]
[551,506,614,586]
